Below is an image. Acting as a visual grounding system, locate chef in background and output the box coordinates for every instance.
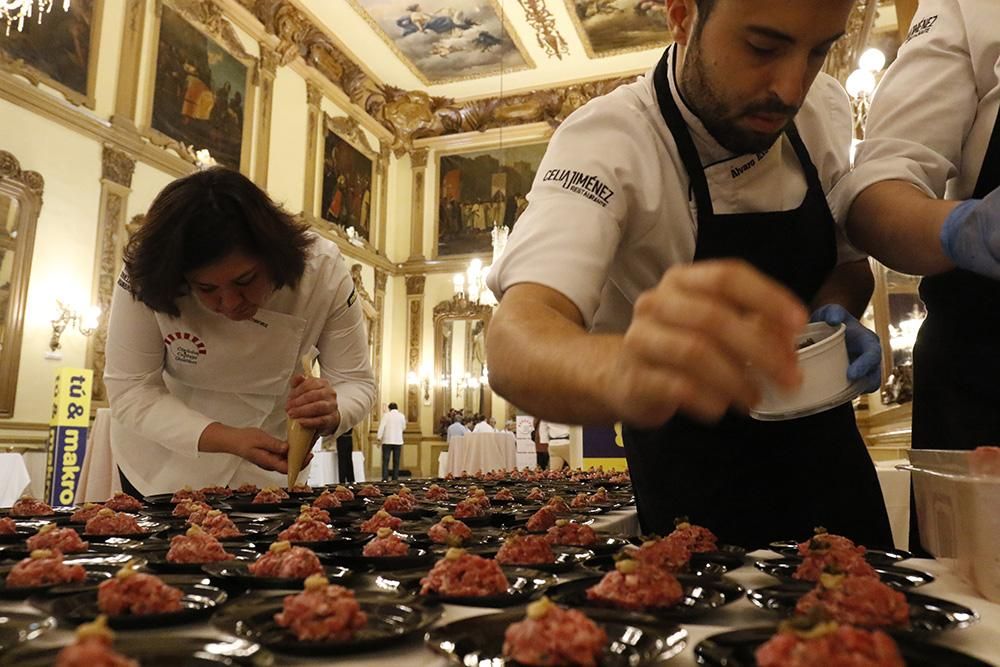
[105,168,375,496]
[834,0,1000,552]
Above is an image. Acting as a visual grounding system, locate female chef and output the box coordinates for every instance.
[104,168,375,496]
[836,0,1000,552]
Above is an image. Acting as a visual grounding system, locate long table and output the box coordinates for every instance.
[4,508,998,666]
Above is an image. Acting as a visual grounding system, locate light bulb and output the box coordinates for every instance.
[858,48,886,73]
[845,69,876,99]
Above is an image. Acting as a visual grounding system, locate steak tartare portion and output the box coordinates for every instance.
[570,492,592,508]
[313,490,342,510]
[103,493,143,513]
[170,487,206,504]
[299,504,332,523]
[85,509,143,536]
[166,525,234,564]
[0,517,14,534]
[427,515,473,545]
[526,506,558,532]
[274,574,368,641]
[70,503,105,524]
[635,536,692,573]
[362,527,410,557]
[545,496,571,514]
[173,499,212,519]
[5,549,86,588]
[97,569,184,616]
[252,487,289,504]
[454,498,488,519]
[503,597,607,667]
[332,485,355,502]
[198,485,232,498]
[496,533,555,565]
[794,530,877,582]
[191,510,242,539]
[10,496,53,517]
[420,547,509,597]
[585,557,683,610]
[55,616,138,667]
[279,516,336,543]
[234,483,259,495]
[525,487,546,502]
[755,620,905,667]
[382,493,416,515]
[27,524,89,553]
[357,484,383,498]
[494,488,515,502]
[667,519,718,553]
[249,541,324,579]
[359,509,402,533]
[545,520,597,547]
[424,484,449,501]
[795,573,910,628]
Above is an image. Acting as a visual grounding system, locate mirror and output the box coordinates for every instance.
[433,295,493,435]
[0,151,43,417]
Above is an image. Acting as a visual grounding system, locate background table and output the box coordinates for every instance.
[445,432,516,477]
[0,452,30,507]
[307,450,366,486]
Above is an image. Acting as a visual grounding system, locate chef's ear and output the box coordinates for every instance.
[666,0,697,46]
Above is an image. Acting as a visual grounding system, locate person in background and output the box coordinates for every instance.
[485,0,892,548]
[105,168,374,495]
[377,402,406,481]
[833,1,1000,553]
[335,428,355,483]
[446,414,468,439]
[532,416,549,470]
[540,421,571,470]
[473,416,495,433]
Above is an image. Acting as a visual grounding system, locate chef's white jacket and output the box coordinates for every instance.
[104,233,376,495]
[472,421,496,433]
[488,45,861,333]
[833,0,1000,209]
[376,409,406,445]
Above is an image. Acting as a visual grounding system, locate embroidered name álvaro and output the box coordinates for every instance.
[542,169,615,208]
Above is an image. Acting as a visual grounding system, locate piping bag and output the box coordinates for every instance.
[286,348,319,487]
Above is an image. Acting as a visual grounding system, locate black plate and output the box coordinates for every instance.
[549,572,744,621]
[42,580,227,629]
[0,562,118,599]
[496,546,594,574]
[425,606,687,666]
[0,527,38,544]
[418,566,556,607]
[585,553,731,579]
[691,549,746,574]
[768,539,913,566]
[754,557,935,588]
[319,546,435,572]
[140,503,233,520]
[82,518,169,541]
[695,626,993,667]
[270,529,373,553]
[213,591,442,656]
[0,508,74,524]
[202,561,354,590]
[142,493,218,506]
[745,582,979,635]
[0,610,54,652]
[227,499,301,514]
[0,634,272,666]
[160,517,286,543]
[140,547,261,574]
[408,527,503,549]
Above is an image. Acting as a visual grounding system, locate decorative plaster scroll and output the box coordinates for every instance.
[168,0,253,60]
[516,0,569,60]
[432,293,494,326]
[101,145,136,188]
[405,275,426,296]
[326,116,374,155]
[0,151,44,200]
[406,296,422,423]
[823,0,877,84]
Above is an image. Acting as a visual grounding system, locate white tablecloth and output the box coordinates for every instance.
[307,450,366,486]
[75,408,121,503]
[0,452,30,506]
[876,460,911,551]
[3,506,998,666]
[445,432,516,476]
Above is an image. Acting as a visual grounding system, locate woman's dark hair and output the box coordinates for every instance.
[124,167,313,316]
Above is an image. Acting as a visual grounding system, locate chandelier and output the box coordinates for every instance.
[1,0,70,35]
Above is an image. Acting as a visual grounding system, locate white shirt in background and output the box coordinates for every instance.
[539,421,570,443]
[377,409,406,445]
[473,421,495,433]
[446,422,468,438]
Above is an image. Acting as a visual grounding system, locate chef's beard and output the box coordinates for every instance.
[680,38,799,155]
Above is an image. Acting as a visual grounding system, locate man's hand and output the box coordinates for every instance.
[199,423,313,474]
[286,375,342,435]
[811,304,882,393]
[608,260,808,427]
[940,185,1000,278]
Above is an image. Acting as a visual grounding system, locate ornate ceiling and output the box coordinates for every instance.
[296,0,666,98]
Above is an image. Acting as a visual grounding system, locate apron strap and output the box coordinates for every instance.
[973,110,1000,197]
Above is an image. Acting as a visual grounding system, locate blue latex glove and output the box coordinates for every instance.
[810,304,882,394]
[940,186,1000,278]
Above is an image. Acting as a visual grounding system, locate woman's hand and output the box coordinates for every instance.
[199,423,312,473]
[286,375,342,435]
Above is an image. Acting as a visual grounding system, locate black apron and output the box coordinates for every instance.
[622,52,893,551]
[908,102,1000,552]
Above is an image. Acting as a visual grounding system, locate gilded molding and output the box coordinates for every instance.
[89,190,126,403]
[409,147,429,169]
[406,297,422,423]
[0,151,44,200]
[259,43,280,76]
[432,294,493,326]
[306,80,323,108]
[374,268,387,293]
[169,0,252,60]
[823,0,877,84]
[405,275,426,296]
[326,115,374,155]
[516,0,570,60]
[101,145,136,188]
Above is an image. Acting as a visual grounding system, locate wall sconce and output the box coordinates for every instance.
[50,300,100,352]
[407,368,432,406]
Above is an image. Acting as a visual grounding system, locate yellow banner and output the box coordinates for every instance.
[46,369,93,506]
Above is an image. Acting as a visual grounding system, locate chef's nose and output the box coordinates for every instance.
[768,55,809,109]
[218,288,242,312]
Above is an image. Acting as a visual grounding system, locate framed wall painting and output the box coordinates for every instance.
[565,0,670,58]
[143,1,256,171]
[435,140,547,258]
[0,0,102,108]
[346,0,533,85]
[321,125,375,245]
